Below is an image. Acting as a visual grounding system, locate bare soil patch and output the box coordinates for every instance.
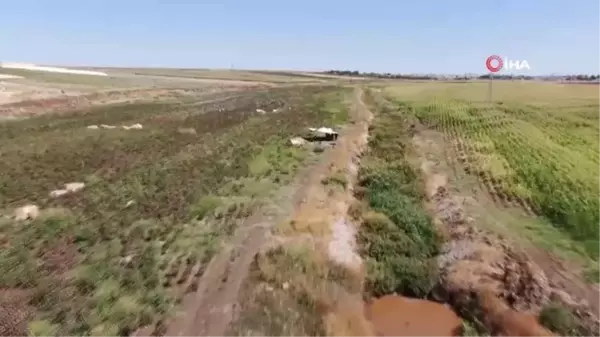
[0,288,33,336]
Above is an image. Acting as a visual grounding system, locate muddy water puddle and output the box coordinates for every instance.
[366,295,462,336]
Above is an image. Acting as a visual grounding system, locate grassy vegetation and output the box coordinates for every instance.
[358,88,499,336]
[0,85,351,335]
[539,301,597,336]
[356,90,442,298]
[321,171,348,190]
[460,320,484,336]
[228,246,345,336]
[383,82,599,260]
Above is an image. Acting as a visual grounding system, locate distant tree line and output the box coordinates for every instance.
[478,74,534,80]
[323,70,600,81]
[563,74,600,81]
[323,70,436,80]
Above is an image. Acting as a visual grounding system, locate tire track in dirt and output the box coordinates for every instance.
[133,134,324,337]
[146,146,325,337]
[147,87,373,336]
[283,87,374,335]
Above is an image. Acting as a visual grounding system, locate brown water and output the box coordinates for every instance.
[366,295,462,336]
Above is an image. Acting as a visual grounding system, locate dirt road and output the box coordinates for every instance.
[139,88,373,336]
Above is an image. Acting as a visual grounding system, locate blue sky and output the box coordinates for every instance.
[1,0,598,74]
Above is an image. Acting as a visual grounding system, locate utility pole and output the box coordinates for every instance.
[488,73,493,103]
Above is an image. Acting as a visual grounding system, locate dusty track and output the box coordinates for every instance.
[137,87,373,336]
[159,160,323,336]
[286,87,374,336]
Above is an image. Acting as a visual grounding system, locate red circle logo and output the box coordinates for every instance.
[486,55,503,72]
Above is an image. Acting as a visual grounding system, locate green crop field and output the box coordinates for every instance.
[382,81,599,261]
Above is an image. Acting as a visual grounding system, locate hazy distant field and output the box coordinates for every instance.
[0,66,278,114]
[383,80,597,104]
[81,67,327,84]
